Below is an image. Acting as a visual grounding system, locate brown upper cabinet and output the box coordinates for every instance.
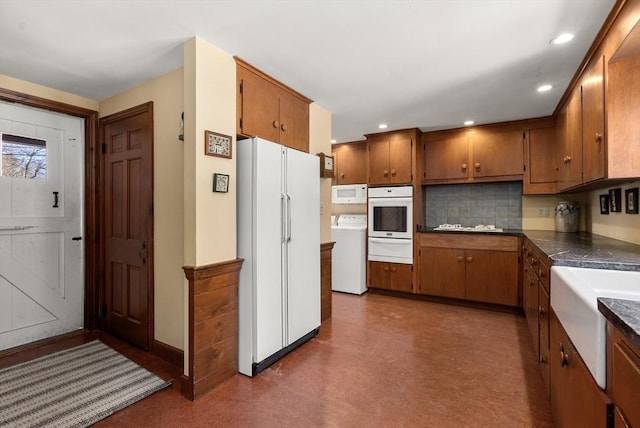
[422,125,524,184]
[332,141,367,185]
[524,123,558,195]
[236,58,311,152]
[556,89,583,191]
[366,129,416,186]
[581,55,606,184]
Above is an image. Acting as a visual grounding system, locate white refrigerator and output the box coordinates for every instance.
[237,137,320,377]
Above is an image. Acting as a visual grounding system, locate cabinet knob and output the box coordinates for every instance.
[560,345,569,367]
[457,256,464,262]
[281,123,287,132]
[340,173,345,178]
[461,163,467,170]
[564,155,572,163]
[474,162,481,169]
[391,267,397,272]
[538,306,546,316]
[273,120,280,129]
[466,257,473,263]
[539,355,548,365]
[595,133,603,143]
[390,169,396,176]
[383,266,389,272]
[383,169,389,177]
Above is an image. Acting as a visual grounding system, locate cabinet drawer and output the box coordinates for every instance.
[613,340,640,427]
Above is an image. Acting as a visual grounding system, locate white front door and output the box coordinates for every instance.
[0,100,84,351]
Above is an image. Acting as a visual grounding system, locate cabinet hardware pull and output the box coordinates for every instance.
[456,256,464,262]
[461,163,467,170]
[272,120,280,128]
[340,173,345,178]
[390,169,396,176]
[540,355,548,365]
[53,191,59,208]
[560,345,569,367]
[281,123,287,132]
[383,266,389,272]
[538,306,546,316]
[595,133,603,142]
[383,169,388,177]
[474,163,480,169]
[466,257,473,263]
[391,267,396,272]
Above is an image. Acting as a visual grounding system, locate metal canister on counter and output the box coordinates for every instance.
[555,201,580,232]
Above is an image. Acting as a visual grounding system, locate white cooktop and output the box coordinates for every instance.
[434,224,504,233]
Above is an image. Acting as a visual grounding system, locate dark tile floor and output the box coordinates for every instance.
[1,292,554,427]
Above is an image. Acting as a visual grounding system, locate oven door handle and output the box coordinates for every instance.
[368,237,411,244]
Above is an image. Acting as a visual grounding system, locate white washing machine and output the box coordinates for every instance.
[331,214,367,295]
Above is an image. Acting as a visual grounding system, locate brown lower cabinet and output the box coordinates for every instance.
[418,233,520,307]
[550,309,610,428]
[607,323,640,428]
[368,261,413,293]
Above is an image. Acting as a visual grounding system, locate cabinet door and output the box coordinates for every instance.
[557,89,583,191]
[238,66,280,142]
[582,55,605,184]
[465,250,519,306]
[523,260,540,355]
[424,134,469,181]
[471,130,524,179]
[279,90,309,152]
[550,310,610,428]
[368,137,390,185]
[419,247,466,299]
[388,133,413,184]
[525,127,558,194]
[538,282,550,395]
[368,261,412,292]
[334,142,367,184]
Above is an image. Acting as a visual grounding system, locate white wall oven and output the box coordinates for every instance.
[367,186,413,264]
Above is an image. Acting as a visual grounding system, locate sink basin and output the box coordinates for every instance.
[550,266,640,389]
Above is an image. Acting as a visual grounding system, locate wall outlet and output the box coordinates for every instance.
[536,207,549,217]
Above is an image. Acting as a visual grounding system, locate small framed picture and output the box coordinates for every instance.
[599,194,609,215]
[213,173,229,193]
[205,130,232,159]
[609,188,622,213]
[625,188,639,214]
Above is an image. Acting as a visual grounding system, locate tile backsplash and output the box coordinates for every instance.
[424,182,522,229]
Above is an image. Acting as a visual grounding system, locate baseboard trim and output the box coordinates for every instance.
[151,339,184,370]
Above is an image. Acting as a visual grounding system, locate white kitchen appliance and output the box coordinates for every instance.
[237,137,320,377]
[367,186,413,264]
[332,184,367,204]
[331,215,367,295]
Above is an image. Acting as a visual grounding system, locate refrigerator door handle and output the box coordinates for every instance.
[286,194,292,242]
[281,194,287,243]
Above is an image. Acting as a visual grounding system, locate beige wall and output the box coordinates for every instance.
[586,181,640,245]
[99,68,185,351]
[0,74,99,111]
[522,193,587,231]
[309,103,333,243]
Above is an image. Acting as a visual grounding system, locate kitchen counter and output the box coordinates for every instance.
[524,230,640,271]
[598,297,640,350]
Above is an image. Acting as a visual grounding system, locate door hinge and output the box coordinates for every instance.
[239,117,243,129]
[101,143,107,154]
[101,303,107,318]
[523,131,526,140]
[523,164,526,172]
[518,256,521,263]
[239,81,243,94]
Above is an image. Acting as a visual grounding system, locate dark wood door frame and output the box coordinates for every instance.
[1,88,100,334]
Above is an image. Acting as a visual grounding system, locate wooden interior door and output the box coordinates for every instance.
[100,102,153,350]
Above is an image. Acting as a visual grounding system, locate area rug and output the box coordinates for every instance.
[0,340,172,427]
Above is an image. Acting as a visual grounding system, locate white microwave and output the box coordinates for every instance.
[332,184,367,204]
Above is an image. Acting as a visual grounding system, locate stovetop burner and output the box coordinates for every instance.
[434,224,504,232]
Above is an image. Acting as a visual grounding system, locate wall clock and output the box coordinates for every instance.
[317,152,334,178]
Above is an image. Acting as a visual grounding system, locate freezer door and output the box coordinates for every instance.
[284,147,321,345]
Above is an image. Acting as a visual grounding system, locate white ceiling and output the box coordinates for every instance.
[0,0,616,143]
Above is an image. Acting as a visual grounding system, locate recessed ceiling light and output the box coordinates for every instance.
[330,139,336,143]
[464,120,474,126]
[378,123,388,129]
[551,33,574,45]
[537,84,553,92]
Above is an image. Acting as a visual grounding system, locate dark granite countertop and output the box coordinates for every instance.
[598,298,640,350]
[523,230,640,272]
[417,226,523,237]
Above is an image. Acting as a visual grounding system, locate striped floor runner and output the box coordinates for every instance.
[0,340,172,427]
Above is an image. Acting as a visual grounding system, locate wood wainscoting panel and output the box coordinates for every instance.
[182,258,243,401]
[321,242,335,322]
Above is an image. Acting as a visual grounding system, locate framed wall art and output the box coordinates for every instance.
[213,173,229,193]
[609,188,622,213]
[599,194,609,215]
[625,188,639,214]
[205,130,232,159]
